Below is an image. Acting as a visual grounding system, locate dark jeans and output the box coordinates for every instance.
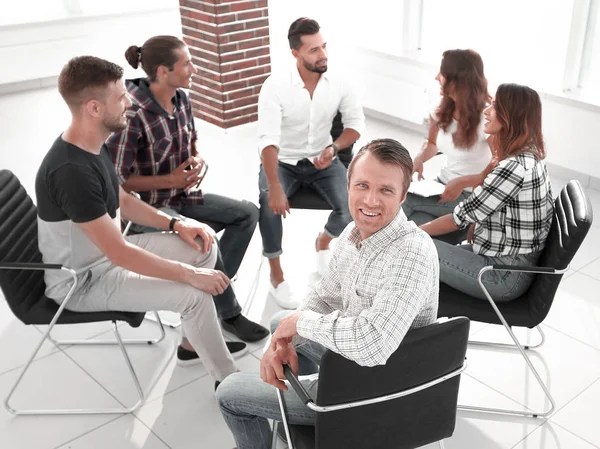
[180,193,259,278]
[258,158,352,258]
[129,198,250,320]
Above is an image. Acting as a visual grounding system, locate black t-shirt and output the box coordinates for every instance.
[36,136,121,298]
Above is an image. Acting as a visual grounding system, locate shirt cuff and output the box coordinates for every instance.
[258,138,280,155]
[296,310,322,340]
[452,204,468,230]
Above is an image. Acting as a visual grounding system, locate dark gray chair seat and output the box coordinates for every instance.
[437,180,593,417]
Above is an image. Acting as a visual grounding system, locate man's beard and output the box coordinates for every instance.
[103,115,127,133]
[302,59,327,74]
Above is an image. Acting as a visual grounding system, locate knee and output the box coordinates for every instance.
[179,288,213,318]
[242,201,260,226]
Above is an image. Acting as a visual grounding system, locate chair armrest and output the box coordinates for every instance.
[283,361,467,413]
[283,365,314,405]
[486,265,567,275]
[0,262,63,270]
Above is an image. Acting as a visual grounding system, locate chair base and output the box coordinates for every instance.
[4,309,170,416]
[457,269,556,419]
[468,325,546,350]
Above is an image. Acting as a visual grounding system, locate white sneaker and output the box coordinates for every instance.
[316,248,332,276]
[269,281,300,309]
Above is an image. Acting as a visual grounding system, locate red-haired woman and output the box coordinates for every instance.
[404,49,493,243]
[420,84,554,301]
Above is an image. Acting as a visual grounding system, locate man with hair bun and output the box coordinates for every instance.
[105,36,269,366]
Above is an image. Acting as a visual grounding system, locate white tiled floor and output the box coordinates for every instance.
[0,87,599,449]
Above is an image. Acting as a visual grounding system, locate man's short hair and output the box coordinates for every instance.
[58,56,124,109]
[348,139,413,196]
[288,18,320,50]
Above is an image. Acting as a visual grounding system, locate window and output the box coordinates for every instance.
[419,0,575,92]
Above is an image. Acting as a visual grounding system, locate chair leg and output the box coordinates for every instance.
[468,325,546,350]
[276,388,295,449]
[458,275,556,418]
[5,317,146,415]
[144,311,181,329]
[438,440,446,449]
[48,311,167,346]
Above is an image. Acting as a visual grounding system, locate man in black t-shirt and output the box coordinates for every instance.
[35,56,238,385]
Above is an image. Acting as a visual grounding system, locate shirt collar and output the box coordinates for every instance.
[127,78,182,116]
[347,209,409,250]
[290,65,330,87]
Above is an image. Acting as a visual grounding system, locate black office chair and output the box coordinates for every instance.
[277,317,470,449]
[437,180,593,418]
[287,111,354,210]
[0,169,167,415]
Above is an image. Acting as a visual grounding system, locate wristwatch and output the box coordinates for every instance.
[169,217,181,232]
[327,143,339,157]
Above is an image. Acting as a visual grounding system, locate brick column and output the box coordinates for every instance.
[179,0,271,128]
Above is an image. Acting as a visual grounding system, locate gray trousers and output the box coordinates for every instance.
[62,232,238,382]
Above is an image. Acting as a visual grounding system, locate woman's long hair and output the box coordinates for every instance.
[491,83,545,161]
[436,49,491,149]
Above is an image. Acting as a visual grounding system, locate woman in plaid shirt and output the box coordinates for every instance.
[420,83,554,301]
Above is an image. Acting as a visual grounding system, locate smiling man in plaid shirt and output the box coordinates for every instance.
[104,35,269,364]
[216,139,439,449]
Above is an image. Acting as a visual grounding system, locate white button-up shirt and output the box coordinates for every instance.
[257,66,365,165]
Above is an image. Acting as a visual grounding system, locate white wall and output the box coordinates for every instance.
[0,0,182,88]
[1,0,599,182]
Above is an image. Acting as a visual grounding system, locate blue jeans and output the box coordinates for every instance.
[258,159,352,258]
[434,241,542,301]
[402,191,470,245]
[133,193,258,278]
[217,311,327,449]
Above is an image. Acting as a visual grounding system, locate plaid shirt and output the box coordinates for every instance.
[453,151,554,257]
[104,78,202,209]
[295,210,439,367]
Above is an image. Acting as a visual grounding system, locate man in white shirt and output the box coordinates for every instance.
[258,17,365,309]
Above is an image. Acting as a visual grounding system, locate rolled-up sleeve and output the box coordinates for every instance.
[105,113,142,184]
[257,76,282,155]
[338,80,365,136]
[453,158,525,229]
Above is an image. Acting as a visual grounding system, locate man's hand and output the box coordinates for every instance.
[173,219,214,252]
[439,178,464,203]
[271,311,302,346]
[167,156,205,190]
[268,183,290,218]
[260,340,299,391]
[185,155,208,191]
[184,266,230,295]
[313,146,334,170]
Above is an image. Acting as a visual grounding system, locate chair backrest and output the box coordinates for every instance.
[0,170,47,323]
[314,317,470,449]
[331,111,354,168]
[526,180,593,324]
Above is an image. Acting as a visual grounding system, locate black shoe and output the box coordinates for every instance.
[221,315,269,342]
[176,341,248,367]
